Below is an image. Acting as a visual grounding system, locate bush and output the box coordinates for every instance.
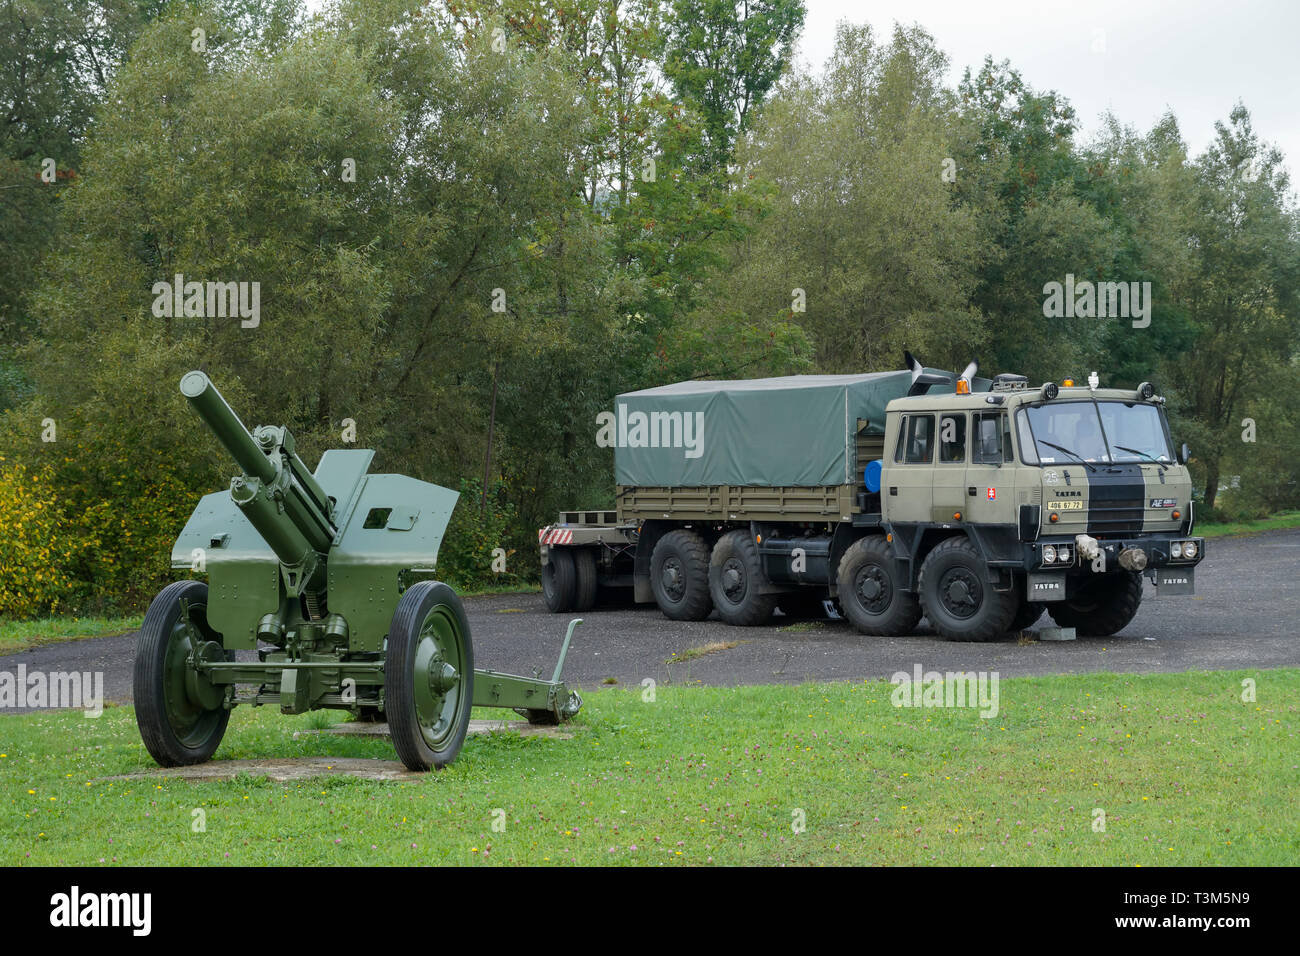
[0,461,87,617]
[437,478,523,592]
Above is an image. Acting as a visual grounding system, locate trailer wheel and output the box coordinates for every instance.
[650,529,713,621]
[1048,570,1143,636]
[918,536,1017,642]
[573,548,598,611]
[386,581,474,771]
[542,547,577,612]
[836,536,922,636]
[709,530,776,626]
[134,580,232,767]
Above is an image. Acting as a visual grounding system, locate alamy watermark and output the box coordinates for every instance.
[1042,274,1151,328]
[890,663,999,718]
[596,405,704,459]
[151,273,260,328]
[0,665,104,716]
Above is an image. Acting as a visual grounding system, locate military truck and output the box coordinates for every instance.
[538,354,1204,641]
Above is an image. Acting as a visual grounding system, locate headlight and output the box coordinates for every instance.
[1170,541,1183,559]
[1182,541,1197,559]
[1057,546,1072,564]
[1042,545,1057,564]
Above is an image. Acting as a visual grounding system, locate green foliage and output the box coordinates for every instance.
[0,459,84,617]
[662,0,806,172]
[437,478,521,592]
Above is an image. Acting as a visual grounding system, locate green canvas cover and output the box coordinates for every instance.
[613,370,963,487]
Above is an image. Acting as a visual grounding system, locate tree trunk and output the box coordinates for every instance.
[480,362,499,514]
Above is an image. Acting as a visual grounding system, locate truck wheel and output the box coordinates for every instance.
[573,548,598,611]
[836,536,922,636]
[386,581,474,771]
[1048,570,1143,636]
[709,530,776,626]
[1009,600,1045,632]
[134,580,232,767]
[650,529,713,621]
[542,548,577,612]
[918,536,1017,642]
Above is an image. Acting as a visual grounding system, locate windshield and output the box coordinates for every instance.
[1018,401,1173,465]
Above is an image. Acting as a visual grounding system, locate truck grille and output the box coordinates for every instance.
[1087,470,1144,536]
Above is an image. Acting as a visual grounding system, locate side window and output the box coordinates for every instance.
[939,414,966,463]
[972,413,1001,464]
[1001,413,1014,461]
[893,415,909,463]
[904,414,934,464]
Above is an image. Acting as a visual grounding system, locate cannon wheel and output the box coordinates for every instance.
[387,581,474,771]
[134,580,232,766]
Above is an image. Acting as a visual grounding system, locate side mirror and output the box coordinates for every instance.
[1179,442,1190,465]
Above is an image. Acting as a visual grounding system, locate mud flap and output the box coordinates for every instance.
[1027,573,1066,602]
[1155,567,1195,595]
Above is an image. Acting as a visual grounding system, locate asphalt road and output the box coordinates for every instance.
[3,529,1297,712]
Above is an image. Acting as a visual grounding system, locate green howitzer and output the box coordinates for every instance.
[133,371,582,771]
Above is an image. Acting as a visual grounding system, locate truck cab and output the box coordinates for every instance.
[867,376,1204,640]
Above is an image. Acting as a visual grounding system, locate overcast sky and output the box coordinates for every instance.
[796,0,1300,178]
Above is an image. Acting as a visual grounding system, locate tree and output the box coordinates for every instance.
[661,0,804,174]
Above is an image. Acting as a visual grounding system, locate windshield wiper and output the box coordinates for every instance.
[1115,445,1169,473]
[1038,440,1097,473]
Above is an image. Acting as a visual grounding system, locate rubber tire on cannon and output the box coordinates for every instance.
[387,581,475,771]
[134,580,233,766]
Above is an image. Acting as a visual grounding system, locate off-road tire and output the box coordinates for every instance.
[572,548,598,611]
[1048,570,1143,636]
[542,547,577,613]
[918,536,1018,642]
[650,529,713,621]
[709,529,777,626]
[836,536,922,636]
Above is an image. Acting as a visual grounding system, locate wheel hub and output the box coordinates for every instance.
[722,559,746,602]
[854,565,890,613]
[662,558,685,599]
[938,568,981,618]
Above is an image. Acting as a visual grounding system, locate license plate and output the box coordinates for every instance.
[1046,500,1084,511]
[1027,573,1066,601]
[1156,568,1195,595]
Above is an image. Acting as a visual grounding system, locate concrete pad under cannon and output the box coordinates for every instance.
[100,757,426,783]
[323,719,573,739]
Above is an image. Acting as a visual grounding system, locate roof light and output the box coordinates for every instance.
[956,379,971,395]
[1062,378,1075,387]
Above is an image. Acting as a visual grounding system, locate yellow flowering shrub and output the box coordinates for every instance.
[0,461,86,617]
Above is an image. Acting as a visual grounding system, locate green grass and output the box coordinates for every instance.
[2,670,1296,865]
[1197,510,1300,538]
[0,615,144,656]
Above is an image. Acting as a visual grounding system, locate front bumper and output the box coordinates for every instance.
[1023,533,1204,600]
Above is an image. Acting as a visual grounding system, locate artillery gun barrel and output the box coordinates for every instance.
[181,371,334,581]
[180,371,276,483]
